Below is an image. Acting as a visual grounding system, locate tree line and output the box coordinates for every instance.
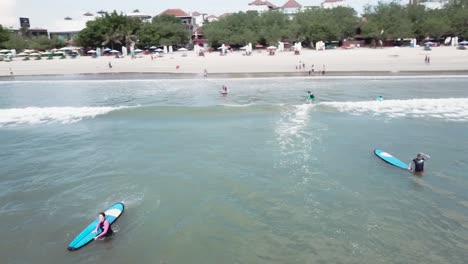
[0,1,467,50]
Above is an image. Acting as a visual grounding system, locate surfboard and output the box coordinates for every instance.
[374,149,408,170]
[220,91,228,95]
[67,202,124,251]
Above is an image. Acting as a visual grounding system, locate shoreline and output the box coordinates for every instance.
[1,47,467,80]
[1,70,468,81]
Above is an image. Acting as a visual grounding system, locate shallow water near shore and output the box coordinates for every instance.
[1,77,467,264]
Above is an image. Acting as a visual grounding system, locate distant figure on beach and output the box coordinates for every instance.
[92,212,113,240]
[322,65,326,75]
[108,62,112,69]
[408,153,430,174]
[307,91,316,103]
[376,96,384,101]
[302,62,305,69]
[204,69,208,78]
[311,64,315,73]
[176,65,180,70]
[425,55,431,64]
[9,67,13,76]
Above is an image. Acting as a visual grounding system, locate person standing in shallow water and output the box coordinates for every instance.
[92,212,113,240]
[408,153,430,174]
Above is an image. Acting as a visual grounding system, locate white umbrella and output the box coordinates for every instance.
[178,48,188,51]
[59,47,73,51]
[134,49,143,53]
[87,50,97,54]
[0,49,10,53]
[17,52,29,56]
[155,48,163,52]
[110,50,119,53]
[240,46,247,50]
[41,52,52,55]
[54,51,65,55]
[267,46,277,50]
[149,46,157,49]
[30,52,41,56]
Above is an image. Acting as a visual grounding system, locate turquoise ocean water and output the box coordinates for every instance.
[1,77,468,264]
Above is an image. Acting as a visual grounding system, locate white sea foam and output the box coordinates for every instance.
[321,98,468,122]
[0,106,129,127]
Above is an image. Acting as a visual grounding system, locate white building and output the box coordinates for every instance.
[281,0,302,16]
[191,11,207,27]
[206,15,218,23]
[248,0,278,12]
[321,0,348,9]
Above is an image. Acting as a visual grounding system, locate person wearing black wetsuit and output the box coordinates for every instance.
[409,153,430,173]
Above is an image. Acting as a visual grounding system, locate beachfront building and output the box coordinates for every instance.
[247,0,278,12]
[281,0,303,17]
[160,9,195,31]
[206,15,219,23]
[127,9,152,21]
[321,0,348,9]
[191,11,207,27]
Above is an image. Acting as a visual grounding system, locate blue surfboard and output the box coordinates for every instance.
[374,149,408,170]
[67,202,124,251]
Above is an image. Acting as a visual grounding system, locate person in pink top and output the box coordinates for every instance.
[92,212,113,240]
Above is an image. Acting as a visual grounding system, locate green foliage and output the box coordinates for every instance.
[362,2,413,39]
[29,36,66,50]
[76,11,142,48]
[2,33,29,50]
[0,25,10,47]
[138,15,190,47]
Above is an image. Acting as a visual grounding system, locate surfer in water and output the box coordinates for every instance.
[93,212,113,240]
[221,85,228,94]
[307,91,316,104]
[408,153,430,174]
[376,96,384,101]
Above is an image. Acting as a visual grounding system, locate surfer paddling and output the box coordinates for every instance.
[92,212,114,240]
[408,153,430,174]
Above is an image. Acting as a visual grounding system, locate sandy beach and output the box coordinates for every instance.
[1,46,467,77]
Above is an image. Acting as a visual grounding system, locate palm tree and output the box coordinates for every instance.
[102,30,123,49]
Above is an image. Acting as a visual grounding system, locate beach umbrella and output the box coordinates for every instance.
[59,47,73,51]
[53,51,65,55]
[155,48,163,52]
[149,46,157,49]
[424,41,435,45]
[17,52,29,56]
[459,40,468,45]
[0,49,10,53]
[29,52,41,56]
[240,46,248,50]
[134,49,143,53]
[255,44,263,48]
[104,48,112,52]
[87,50,97,54]
[178,48,188,51]
[110,50,119,53]
[267,46,277,50]
[41,52,52,55]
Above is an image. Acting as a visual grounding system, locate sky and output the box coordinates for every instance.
[0,0,382,30]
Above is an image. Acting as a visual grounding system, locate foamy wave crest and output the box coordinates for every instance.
[321,98,468,121]
[0,106,129,127]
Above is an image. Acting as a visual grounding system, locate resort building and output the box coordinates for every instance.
[321,0,348,9]
[247,0,278,12]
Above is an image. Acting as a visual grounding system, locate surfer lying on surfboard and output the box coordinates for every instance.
[408,153,430,173]
[92,212,113,240]
[307,91,316,104]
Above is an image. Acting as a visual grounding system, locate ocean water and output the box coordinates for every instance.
[1,77,468,264]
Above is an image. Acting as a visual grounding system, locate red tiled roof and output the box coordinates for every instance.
[282,0,302,8]
[249,0,265,5]
[249,0,278,8]
[264,1,278,8]
[160,9,189,17]
[192,11,202,16]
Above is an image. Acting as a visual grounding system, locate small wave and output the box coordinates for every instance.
[320,98,468,122]
[0,106,130,127]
